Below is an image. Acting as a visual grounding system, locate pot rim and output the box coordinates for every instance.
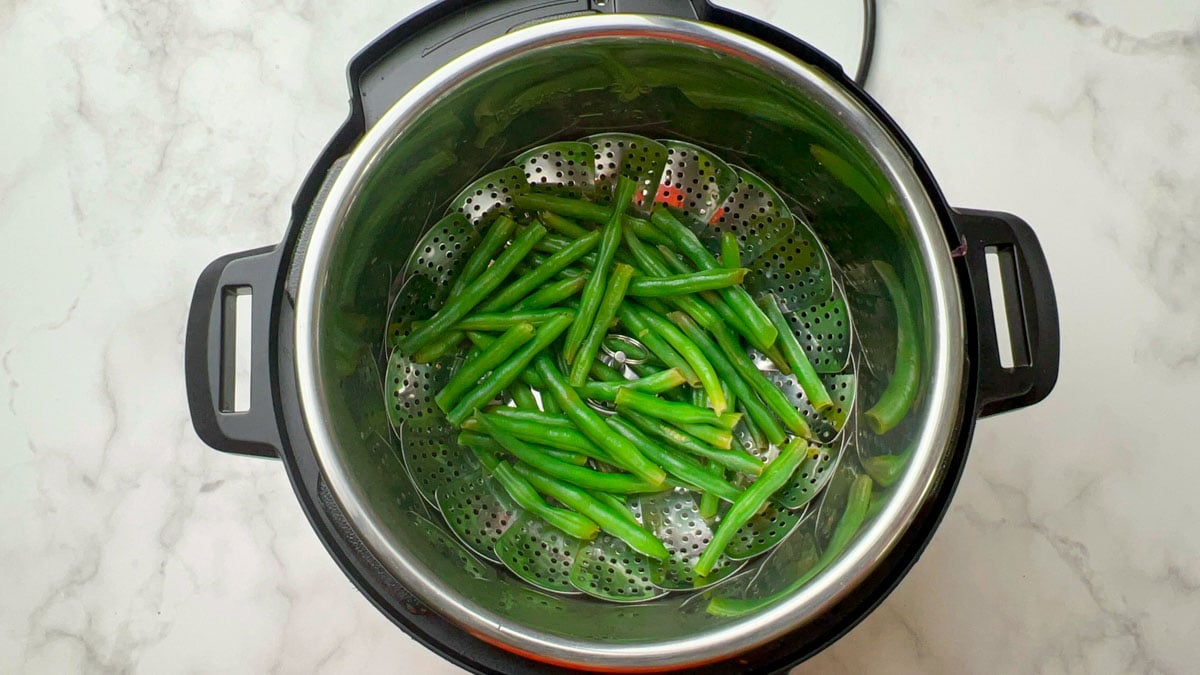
[293,14,965,670]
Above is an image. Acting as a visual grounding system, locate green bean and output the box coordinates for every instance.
[463,413,610,462]
[654,242,758,341]
[760,342,794,376]
[453,308,570,332]
[865,261,920,434]
[816,471,874,559]
[699,460,724,519]
[463,442,599,540]
[623,213,674,246]
[506,380,540,411]
[616,304,699,386]
[693,439,807,576]
[861,446,913,488]
[478,230,601,312]
[539,389,561,414]
[516,193,615,224]
[401,223,547,355]
[458,431,588,466]
[652,241,691,274]
[607,417,742,502]
[446,312,572,425]
[594,492,641,526]
[623,225,676,277]
[570,263,635,386]
[564,178,636,364]
[435,323,535,413]
[623,228,724,330]
[533,235,600,267]
[864,486,891,522]
[539,211,591,239]
[625,268,748,297]
[700,289,755,341]
[618,409,763,476]
[627,362,681,401]
[475,414,659,493]
[528,251,593,271]
[511,462,669,560]
[516,193,671,246]
[464,330,493,346]
[759,294,832,410]
[464,332,547,391]
[411,332,468,364]
[707,473,872,615]
[579,368,687,402]
[651,242,751,337]
[448,215,517,299]
[615,388,740,430]
[624,303,727,415]
[720,231,741,269]
[534,355,667,486]
[548,234,641,268]
[589,358,627,383]
[650,208,778,351]
[415,216,537,362]
[510,275,587,311]
[667,313,787,446]
[674,421,734,449]
[705,318,813,438]
[489,408,574,428]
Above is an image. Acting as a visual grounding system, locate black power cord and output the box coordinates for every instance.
[854,0,877,87]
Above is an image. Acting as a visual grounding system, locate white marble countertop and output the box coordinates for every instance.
[3,0,1199,672]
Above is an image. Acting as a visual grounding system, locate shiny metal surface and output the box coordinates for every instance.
[293,14,965,670]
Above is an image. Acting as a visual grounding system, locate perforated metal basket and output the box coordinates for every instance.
[187,8,1060,674]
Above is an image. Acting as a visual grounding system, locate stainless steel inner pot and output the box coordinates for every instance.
[293,14,964,670]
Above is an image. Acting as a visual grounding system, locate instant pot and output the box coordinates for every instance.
[185,1,1059,671]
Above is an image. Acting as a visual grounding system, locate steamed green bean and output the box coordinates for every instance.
[865,261,920,434]
[693,439,806,576]
[401,223,546,355]
[512,462,669,560]
[570,262,634,386]
[563,178,635,364]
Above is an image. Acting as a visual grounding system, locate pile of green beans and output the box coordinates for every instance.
[391,173,893,589]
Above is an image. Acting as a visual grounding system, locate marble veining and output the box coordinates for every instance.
[2,0,1198,673]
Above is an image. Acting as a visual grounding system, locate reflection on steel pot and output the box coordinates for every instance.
[185,2,1058,672]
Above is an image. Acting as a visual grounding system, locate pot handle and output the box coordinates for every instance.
[185,246,283,458]
[953,209,1060,417]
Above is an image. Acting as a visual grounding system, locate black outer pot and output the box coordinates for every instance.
[184,1,1060,672]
